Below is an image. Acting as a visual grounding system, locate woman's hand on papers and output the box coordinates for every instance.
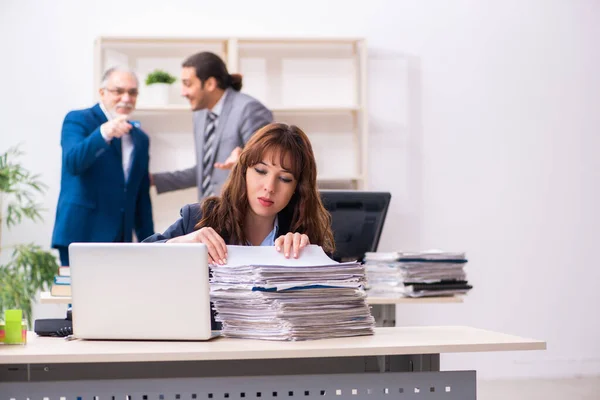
[275,232,310,259]
[166,227,228,265]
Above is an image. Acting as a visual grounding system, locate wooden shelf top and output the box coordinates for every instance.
[132,105,361,115]
[96,36,363,45]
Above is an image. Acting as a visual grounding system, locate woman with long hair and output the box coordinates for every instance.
[143,122,335,264]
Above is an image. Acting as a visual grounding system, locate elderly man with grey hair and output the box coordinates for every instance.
[51,66,155,266]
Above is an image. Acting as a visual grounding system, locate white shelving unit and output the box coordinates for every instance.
[94,36,368,232]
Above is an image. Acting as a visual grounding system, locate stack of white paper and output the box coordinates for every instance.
[364,249,472,298]
[210,245,375,341]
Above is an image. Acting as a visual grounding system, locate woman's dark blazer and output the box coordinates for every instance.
[140,202,333,331]
[142,202,293,244]
[142,202,296,331]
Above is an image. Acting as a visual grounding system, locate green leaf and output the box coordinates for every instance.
[0,144,59,326]
[0,264,36,326]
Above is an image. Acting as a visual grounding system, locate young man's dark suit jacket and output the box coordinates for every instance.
[51,104,155,263]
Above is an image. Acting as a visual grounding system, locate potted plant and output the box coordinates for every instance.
[0,145,58,325]
[144,69,177,106]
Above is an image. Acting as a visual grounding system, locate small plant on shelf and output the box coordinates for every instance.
[145,69,177,85]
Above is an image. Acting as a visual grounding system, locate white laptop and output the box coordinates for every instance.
[69,242,218,341]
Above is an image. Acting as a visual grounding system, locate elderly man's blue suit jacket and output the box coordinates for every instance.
[51,104,154,249]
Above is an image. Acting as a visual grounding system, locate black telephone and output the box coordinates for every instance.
[34,309,73,337]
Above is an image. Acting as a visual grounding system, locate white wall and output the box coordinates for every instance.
[1,0,599,380]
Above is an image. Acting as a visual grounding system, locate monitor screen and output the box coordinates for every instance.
[320,190,392,262]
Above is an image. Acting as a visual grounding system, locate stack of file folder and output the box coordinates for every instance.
[210,245,375,341]
[364,250,472,298]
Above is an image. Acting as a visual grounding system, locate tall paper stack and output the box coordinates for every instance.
[364,250,472,298]
[210,245,375,341]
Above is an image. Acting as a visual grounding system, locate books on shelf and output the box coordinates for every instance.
[49,266,71,297]
[364,249,473,298]
[50,283,71,297]
[210,245,375,341]
[54,275,71,285]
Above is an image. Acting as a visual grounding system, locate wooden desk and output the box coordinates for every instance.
[0,326,545,399]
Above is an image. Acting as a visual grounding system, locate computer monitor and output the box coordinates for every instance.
[320,190,392,262]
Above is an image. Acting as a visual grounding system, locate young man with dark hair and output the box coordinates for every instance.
[152,52,273,199]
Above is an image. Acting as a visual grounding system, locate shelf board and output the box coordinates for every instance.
[97,36,361,46]
[134,105,190,113]
[273,106,359,115]
[317,175,363,182]
[97,37,228,59]
[133,105,360,115]
[98,36,229,45]
[238,37,363,45]
[39,292,71,305]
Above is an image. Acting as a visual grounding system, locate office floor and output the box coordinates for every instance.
[478,376,600,400]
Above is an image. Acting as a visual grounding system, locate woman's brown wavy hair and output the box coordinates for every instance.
[194,122,335,254]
